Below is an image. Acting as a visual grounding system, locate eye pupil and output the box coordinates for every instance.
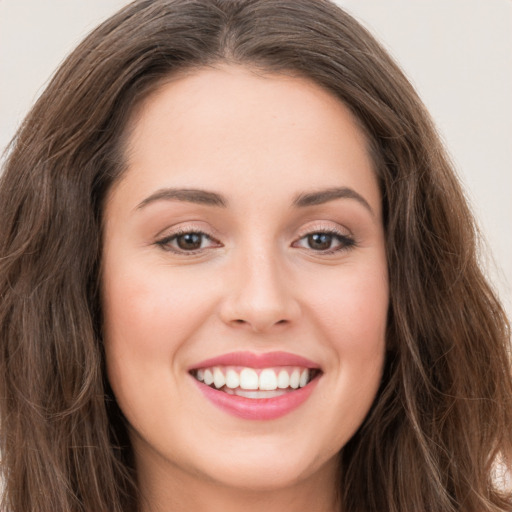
[308,233,332,250]
[177,233,202,250]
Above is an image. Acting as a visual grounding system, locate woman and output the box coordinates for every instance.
[0,1,510,511]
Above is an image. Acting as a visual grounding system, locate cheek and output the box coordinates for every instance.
[101,262,213,406]
[302,258,388,401]
[102,261,214,355]
[101,263,223,441]
[307,261,388,348]
[270,258,387,455]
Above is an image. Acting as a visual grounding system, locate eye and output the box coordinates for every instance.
[156,230,220,254]
[293,230,355,253]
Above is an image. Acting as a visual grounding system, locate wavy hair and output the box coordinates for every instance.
[1,1,511,511]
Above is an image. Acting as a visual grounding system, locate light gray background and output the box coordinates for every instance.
[1,0,511,317]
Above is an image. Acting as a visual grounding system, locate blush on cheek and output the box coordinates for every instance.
[308,272,387,345]
[104,273,215,363]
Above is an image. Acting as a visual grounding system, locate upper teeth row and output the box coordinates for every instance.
[194,367,311,391]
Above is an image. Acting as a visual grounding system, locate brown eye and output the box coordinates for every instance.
[156,231,220,253]
[293,230,355,254]
[176,233,203,250]
[307,233,334,251]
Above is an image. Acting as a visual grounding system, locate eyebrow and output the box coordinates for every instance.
[136,188,227,209]
[292,187,374,215]
[136,185,374,215]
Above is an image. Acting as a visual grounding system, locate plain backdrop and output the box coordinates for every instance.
[1,0,511,317]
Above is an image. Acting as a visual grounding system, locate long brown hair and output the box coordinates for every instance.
[1,1,511,511]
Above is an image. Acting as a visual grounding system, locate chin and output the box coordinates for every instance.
[181,435,338,493]
[201,456,327,492]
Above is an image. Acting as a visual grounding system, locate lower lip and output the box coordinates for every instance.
[191,375,320,420]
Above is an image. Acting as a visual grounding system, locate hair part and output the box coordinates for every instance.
[1,1,511,511]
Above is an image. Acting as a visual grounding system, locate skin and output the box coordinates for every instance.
[102,65,389,512]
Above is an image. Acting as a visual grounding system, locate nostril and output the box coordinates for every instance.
[233,318,288,327]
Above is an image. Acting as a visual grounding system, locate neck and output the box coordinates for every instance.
[136,447,340,512]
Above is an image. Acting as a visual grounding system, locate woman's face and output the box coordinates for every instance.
[102,65,388,496]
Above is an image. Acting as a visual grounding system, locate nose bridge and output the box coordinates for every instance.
[220,240,299,332]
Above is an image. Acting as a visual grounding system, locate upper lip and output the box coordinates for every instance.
[189,351,322,370]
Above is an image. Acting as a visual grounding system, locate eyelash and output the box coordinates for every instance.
[155,228,356,255]
[155,229,221,255]
[292,228,356,255]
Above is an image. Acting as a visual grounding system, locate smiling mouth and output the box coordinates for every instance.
[190,366,321,399]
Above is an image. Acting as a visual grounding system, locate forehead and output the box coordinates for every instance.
[114,64,380,215]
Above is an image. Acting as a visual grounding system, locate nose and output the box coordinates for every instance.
[219,248,301,333]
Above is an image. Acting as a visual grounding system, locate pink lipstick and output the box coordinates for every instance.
[189,351,322,420]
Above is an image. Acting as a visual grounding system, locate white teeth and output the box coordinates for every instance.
[213,367,225,389]
[239,368,259,390]
[259,369,278,390]
[277,369,290,389]
[289,369,300,389]
[203,369,214,385]
[225,369,240,389]
[299,369,309,388]
[194,366,315,391]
